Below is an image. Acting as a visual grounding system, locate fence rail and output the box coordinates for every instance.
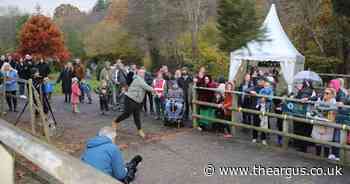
[0,119,121,184]
[192,85,349,165]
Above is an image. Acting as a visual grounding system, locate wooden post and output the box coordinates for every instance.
[1,77,6,116]
[0,143,14,184]
[282,116,290,150]
[192,84,198,128]
[32,83,51,143]
[231,92,237,136]
[28,79,36,135]
[340,128,347,165]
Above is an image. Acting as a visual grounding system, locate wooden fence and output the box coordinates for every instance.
[192,85,350,165]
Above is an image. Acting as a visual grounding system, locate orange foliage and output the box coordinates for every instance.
[18,15,70,62]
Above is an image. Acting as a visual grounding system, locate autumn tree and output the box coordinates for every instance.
[18,15,70,62]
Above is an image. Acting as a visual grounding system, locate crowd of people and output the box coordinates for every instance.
[194,65,350,162]
[2,52,350,182]
[0,54,52,112]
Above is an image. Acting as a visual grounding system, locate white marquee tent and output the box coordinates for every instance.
[229,4,305,92]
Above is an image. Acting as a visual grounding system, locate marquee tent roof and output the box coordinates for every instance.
[231,4,304,62]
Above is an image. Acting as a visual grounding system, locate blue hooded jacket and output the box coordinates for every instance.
[81,136,127,181]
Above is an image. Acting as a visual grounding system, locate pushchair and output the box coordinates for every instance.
[163,82,185,128]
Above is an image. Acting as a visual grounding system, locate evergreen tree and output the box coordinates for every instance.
[332,0,350,17]
[217,0,264,52]
[93,0,111,12]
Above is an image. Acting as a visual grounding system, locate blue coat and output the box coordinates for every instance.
[81,136,127,181]
[3,70,18,92]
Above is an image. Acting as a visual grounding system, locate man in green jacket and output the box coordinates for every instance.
[113,68,154,138]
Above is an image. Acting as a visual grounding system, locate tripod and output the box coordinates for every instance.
[14,80,57,127]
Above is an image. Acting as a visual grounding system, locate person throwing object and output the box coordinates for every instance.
[113,68,154,138]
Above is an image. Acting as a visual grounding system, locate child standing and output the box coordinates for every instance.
[43,77,53,101]
[80,79,92,104]
[95,80,109,115]
[71,77,81,113]
[153,72,166,120]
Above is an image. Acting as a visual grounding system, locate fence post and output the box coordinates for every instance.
[231,92,237,137]
[282,115,290,150]
[28,79,36,135]
[32,82,51,143]
[192,84,198,128]
[0,143,14,184]
[1,77,6,116]
[340,127,347,165]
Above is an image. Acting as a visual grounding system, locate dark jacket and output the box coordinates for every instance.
[57,69,73,94]
[245,85,263,109]
[178,75,193,96]
[238,81,255,108]
[37,62,51,78]
[144,72,154,86]
[81,136,127,181]
[17,60,34,80]
[126,71,135,86]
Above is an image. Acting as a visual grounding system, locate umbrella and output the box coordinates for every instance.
[293,70,322,83]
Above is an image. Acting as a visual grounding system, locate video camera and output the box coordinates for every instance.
[124,155,142,184]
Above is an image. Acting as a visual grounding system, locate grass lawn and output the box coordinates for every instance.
[49,72,100,96]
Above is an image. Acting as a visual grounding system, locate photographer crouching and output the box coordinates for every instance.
[81,127,142,184]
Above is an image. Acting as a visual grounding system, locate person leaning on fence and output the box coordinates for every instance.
[1,62,18,112]
[81,127,142,184]
[238,74,255,127]
[218,82,235,138]
[112,68,155,139]
[246,77,265,144]
[292,80,317,153]
[311,88,337,158]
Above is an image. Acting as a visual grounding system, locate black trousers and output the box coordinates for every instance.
[293,121,313,152]
[143,91,153,113]
[242,112,253,125]
[115,96,142,130]
[184,93,190,120]
[64,93,71,103]
[99,95,109,111]
[252,114,266,140]
[6,91,17,111]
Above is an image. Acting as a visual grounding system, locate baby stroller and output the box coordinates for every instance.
[164,82,185,128]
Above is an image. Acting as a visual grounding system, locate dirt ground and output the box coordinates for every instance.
[4,94,350,184]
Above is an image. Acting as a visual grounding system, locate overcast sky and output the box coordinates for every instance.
[0,0,97,16]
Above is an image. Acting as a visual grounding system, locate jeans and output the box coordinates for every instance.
[165,100,183,119]
[6,91,17,111]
